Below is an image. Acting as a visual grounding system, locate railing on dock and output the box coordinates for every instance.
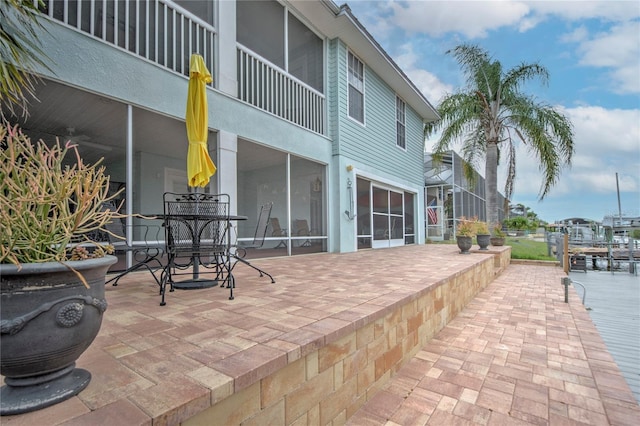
[557,234,640,274]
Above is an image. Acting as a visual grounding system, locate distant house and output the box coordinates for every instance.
[9,0,439,269]
[424,151,506,240]
[601,215,640,240]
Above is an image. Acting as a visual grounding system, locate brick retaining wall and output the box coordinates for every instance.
[184,250,509,425]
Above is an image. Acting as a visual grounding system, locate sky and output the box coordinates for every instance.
[345,0,640,224]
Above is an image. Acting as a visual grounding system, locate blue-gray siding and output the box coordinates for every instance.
[333,41,425,188]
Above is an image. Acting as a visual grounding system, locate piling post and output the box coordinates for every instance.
[562,277,571,303]
[563,234,569,274]
[629,238,636,275]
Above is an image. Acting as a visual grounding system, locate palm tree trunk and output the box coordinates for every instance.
[485,142,499,232]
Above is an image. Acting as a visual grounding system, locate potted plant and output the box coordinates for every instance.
[0,122,123,415]
[455,216,476,254]
[475,219,491,250]
[490,223,506,246]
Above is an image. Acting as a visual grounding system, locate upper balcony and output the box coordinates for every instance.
[39,0,325,135]
[237,45,325,135]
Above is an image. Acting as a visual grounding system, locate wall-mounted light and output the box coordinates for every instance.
[344,178,356,220]
[346,165,353,172]
[312,177,322,192]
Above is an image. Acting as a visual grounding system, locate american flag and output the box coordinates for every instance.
[427,199,438,224]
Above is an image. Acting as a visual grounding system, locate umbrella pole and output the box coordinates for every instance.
[192,186,200,279]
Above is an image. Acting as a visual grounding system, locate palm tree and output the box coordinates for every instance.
[511,203,526,217]
[0,0,49,118]
[426,44,574,233]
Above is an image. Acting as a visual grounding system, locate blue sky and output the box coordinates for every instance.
[346,0,640,224]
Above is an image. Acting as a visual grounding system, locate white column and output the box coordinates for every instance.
[216,0,237,96]
[217,130,238,214]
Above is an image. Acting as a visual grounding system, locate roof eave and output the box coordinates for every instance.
[286,1,440,122]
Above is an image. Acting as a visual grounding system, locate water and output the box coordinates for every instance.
[569,270,640,404]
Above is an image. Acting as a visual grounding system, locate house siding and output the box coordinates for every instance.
[335,41,425,188]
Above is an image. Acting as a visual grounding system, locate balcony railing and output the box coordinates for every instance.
[237,46,325,135]
[40,0,215,84]
[39,1,325,134]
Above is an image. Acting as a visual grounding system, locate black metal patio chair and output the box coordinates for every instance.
[230,202,276,284]
[96,200,164,288]
[104,218,164,287]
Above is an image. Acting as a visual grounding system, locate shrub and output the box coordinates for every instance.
[0,121,122,265]
[456,216,476,237]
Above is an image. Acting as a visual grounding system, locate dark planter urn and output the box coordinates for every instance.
[476,234,491,251]
[456,236,473,254]
[0,255,117,416]
[490,237,505,246]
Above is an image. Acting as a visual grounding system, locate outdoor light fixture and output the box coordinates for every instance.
[344,178,356,220]
[312,177,322,192]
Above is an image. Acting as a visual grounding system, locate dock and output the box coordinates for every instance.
[569,271,640,404]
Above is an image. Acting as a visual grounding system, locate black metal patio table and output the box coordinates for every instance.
[159,192,246,305]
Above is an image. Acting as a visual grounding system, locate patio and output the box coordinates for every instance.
[2,245,638,425]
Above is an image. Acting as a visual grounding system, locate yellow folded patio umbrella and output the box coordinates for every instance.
[186,54,216,188]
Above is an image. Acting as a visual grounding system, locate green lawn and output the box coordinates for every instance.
[429,236,557,261]
[504,237,556,261]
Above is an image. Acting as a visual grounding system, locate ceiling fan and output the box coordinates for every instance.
[64,127,112,152]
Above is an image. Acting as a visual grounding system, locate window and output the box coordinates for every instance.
[348,51,364,123]
[396,96,406,149]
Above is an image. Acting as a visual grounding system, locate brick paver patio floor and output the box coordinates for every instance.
[347,263,640,425]
[3,246,639,425]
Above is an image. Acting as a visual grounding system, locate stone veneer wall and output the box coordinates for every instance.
[184,251,509,425]
[489,246,512,275]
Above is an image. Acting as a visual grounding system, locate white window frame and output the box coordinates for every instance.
[347,50,365,124]
[396,96,406,149]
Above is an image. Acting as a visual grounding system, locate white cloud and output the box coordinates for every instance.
[571,21,640,94]
[525,1,640,22]
[409,68,452,106]
[394,43,453,104]
[560,26,589,43]
[348,1,397,45]
[379,0,640,39]
[506,105,640,200]
[388,1,530,38]
[567,106,640,153]
[376,1,640,94]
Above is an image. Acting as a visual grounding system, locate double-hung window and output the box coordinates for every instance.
[348,51,364,123]
[396,96,406,149]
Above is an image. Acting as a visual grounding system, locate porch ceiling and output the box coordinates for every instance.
[13,79,190,166]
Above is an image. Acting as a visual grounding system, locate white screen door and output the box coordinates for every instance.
[372,186,404,248]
